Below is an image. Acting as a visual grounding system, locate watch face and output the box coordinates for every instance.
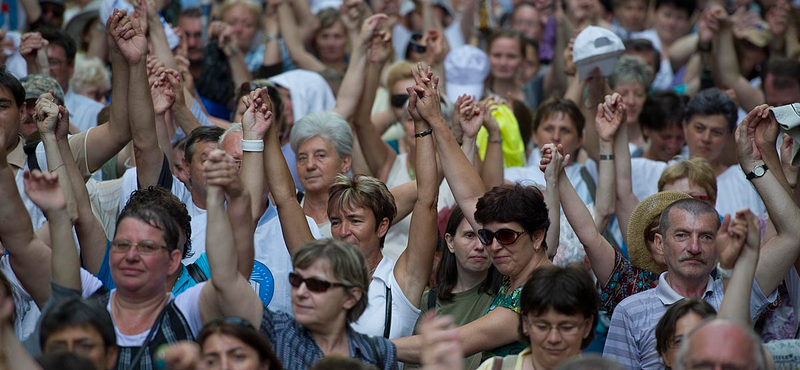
[754,166,766,177]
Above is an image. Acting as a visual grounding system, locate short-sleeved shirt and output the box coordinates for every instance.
[351,257,421,339]
[480,277,526,362]
[259,308,397,370]
[599,250,659,316]
[602,272,777,370]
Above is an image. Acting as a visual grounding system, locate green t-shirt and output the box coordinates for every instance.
[480,276,526,362]
[407,283,496,370]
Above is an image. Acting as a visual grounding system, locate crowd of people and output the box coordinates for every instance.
[0,0,799,369]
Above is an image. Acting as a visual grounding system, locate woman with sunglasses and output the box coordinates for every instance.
[393,67,555,365]
[475,266,600,370]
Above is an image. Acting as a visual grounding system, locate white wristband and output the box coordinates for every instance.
[242,139,264,152]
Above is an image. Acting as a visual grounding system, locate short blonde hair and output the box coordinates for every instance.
[293,239,369,322]
[658,158,718,204]
[386,61,418,92]
[218,0,262,28]
[70,54,110,96]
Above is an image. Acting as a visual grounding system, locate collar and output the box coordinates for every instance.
[655,272,715,305]
[7,135,25,170]
[371,256,392,283]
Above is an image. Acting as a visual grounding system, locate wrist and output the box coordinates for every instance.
[243,131,265,141]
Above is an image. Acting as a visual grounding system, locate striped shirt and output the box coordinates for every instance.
[259,308,397,370]
[602,272,776,370]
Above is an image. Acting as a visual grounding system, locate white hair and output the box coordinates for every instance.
[289,112,353,158]
[219,122,243,148]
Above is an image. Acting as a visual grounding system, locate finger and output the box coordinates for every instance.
[719,214,731,232]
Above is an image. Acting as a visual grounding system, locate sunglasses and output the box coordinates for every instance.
[477,228,527,246]
[288,272,349,293]
[391,94,409,108]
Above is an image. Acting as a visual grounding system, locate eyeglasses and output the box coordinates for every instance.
[391,94,409,108]
[528,319,588,337]
[477,229,527,246]
[288,272,349,293]
[110,240,173,254]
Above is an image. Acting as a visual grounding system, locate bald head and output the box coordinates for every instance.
[676,319,767,370]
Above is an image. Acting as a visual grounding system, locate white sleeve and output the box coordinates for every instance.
[173,282,206,336]
[80,268,104,297]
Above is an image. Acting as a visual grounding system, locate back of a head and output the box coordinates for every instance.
[658,158,718,204]
[38,351,98,370]
[475,184,550,248]
[555,355,625,370]
[124,186,192,259]
[40,297,116,351]
[658,198,720,237]
[640,90,687,132]
[290,111,353,157]
[683,88,737,133]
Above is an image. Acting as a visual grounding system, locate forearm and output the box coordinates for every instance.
[718,249,758,326]
[262,17,281,67]
[41,135,76,219]
[480,136,504,190]
[595,140,615,232]
[753,171,800,294]
[290,0,319,44]
[278,3,326,72]
[668,34,700,69]
[543,20,569,99]
[461,136,477,166]
[352,63,394,179]
[207,187,240,289]
[558,170,615,284]
[241,131,267,222]
[420,1,443,33]
[170,104,201,136]
[713,26,744,88]
[227,193,255,278]
[47,210,80,291]
[227,53,253,88]
[332,44,367,121]
[148,17,178,69]
[2,326,42,370]
[613,125,636,239]
[129,60,163,187]
[544,176,560,259]
[18,0,41,24]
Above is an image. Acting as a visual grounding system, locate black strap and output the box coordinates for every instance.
[23,141,40,172]
[186,263,208,282]
[426,287,437,311]
[296,191,305,203]
[383,286,392,338]
[126,306,170,370]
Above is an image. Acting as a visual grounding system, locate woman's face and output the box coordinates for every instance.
[223,5,259,52]
[446,218,491,275]
[291,259,358,330]
[202,333,268,370]
[315,21,347,63]
[391,78,415,121]
[614,82,647,125]
[661,178,715,206]
[643,123,685,162]
[524,308,593,369]
[662,312,705,369]
[489,37,523,81]
[482,221,540,279]
[110,217,181,294]
[296,136,351,195]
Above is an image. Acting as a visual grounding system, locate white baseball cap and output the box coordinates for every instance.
[770,103,800,166]
[444,45,490,103]
[573,26,625,81]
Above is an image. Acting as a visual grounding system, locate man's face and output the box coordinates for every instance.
[183,140,219,198]
[656,208,718,282]
[172,146,189,187]
[43,325,117,370]
[764,73,800,107]
[48,44,73,92]
[681,322,758,370]
[684,114,730,164]
[534,112,583,157]
[178,16,204,63]
[20,99,36,138]
[219,131,243,172]
[0,87,22,151]
[511,5,542,42]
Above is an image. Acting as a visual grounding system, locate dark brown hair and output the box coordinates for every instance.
[198,318,282,370]
[655,298,716,357]
[532,98,585,139]
[474,184,550,250]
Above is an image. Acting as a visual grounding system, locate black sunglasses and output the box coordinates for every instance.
[288,272,349,293]
[477,228,527,246]
[391,93,409,108]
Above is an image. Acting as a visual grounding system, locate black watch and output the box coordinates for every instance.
[746,164,768,181]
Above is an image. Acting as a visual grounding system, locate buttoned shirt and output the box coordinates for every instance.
[603,272,776,370]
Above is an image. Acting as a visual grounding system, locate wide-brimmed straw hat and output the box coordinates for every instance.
[627,191,692,274]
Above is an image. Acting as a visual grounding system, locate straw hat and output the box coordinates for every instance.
[627,191,692,274]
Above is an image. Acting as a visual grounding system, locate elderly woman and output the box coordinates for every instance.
[70,54,110,104]
[261,63,439,340]
[393,66,555,364]
[475,266,601,370]
[609,55,654,153]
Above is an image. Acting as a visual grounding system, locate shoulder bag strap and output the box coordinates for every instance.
[186,263,208,282]
[427,287,437,311]
[126,305,170,370]
[383,285,392,338]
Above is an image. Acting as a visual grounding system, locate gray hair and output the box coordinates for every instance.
[290,112,353,158]
[675,318,768,370]
[609,55,654,90]
[658,198,720,237]
[219,122,243,148]
[555,355,625,370]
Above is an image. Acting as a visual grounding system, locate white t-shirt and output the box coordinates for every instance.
[253,215,324,314]
[715,165,766,217]
[351,257,421,339]
[65,88,105,133]
[1,257,103,340]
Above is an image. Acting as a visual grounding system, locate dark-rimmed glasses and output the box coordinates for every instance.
[288,272,350,293]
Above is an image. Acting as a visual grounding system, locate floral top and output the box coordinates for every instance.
[480,276,526,362]
[599,250,659,316]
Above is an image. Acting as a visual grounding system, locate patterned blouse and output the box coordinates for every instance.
[480,276,526,362]
[599,250,660,316]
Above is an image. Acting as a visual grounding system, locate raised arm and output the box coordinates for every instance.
[715,210,760,326]
[240,88,273,223]
[276,1,327,72]
[541,144,562,259]
[394,63,440,308]
[608,94,638,239]
[350,17,397,181]
[736,105,800,295]
[199,149,264,327]
[262,94,315,253]
[712,7,765,112]
[480,102,505,190]
[0,292,42,370]
[138,0,177,70]
[333,14,386,122]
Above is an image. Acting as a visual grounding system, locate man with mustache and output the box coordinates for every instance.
[603,104,800,369]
